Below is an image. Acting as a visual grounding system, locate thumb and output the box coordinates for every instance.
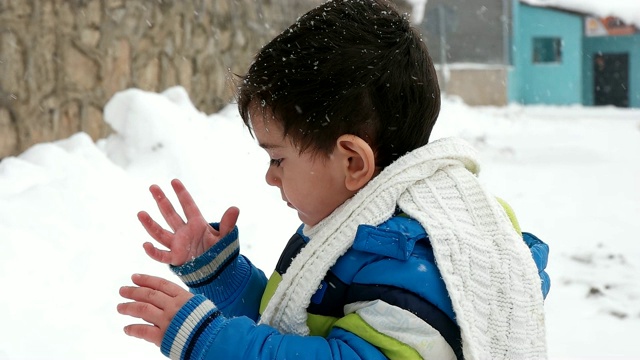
[218,206,240,237]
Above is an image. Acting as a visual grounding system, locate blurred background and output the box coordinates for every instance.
[0,0,326,158]
[1,0,637,159]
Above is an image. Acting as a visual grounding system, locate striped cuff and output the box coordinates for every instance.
[170,224,239,287]
[161,295,226,360]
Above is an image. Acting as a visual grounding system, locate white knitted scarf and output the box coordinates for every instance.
[259,137,547,359]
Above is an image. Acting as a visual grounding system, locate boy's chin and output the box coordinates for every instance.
[298,213,319,227]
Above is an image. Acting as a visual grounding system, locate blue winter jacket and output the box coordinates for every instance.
[161,216,550,360]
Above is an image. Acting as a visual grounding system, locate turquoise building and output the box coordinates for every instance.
[509,1,640,108]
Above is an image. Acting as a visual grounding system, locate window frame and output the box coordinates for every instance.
[532,37,563,64]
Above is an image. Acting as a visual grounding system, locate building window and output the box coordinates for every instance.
[532,37,562,63]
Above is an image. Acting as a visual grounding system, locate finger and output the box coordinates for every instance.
[149,184,185,231]
[137,211,176,250]
[130,274,185,298]
[117,300,165,325]
[119,285,172,311]
[142,242,175,265]
[219,206,240,238]
[123,324,163,347]
[171,179,205,222]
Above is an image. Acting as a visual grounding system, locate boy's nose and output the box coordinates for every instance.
[265,168,281,187]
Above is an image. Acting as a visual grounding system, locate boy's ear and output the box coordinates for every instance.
[335,135,376,192]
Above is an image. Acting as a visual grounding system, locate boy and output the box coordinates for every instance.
[117,0,550,359]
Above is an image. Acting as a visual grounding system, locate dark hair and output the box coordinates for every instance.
[237,0,440,167]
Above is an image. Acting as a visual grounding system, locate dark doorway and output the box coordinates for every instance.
[594,53,629,107]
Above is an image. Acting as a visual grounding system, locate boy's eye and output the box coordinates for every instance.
[270,158,283,167]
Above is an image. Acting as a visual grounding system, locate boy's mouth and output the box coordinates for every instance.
[281,194,294,208]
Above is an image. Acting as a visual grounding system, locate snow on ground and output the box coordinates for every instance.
[1,87,639,359]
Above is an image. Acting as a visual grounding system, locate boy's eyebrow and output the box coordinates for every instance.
[258,142,283,150]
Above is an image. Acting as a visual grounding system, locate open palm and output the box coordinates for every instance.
[137,179,239,266]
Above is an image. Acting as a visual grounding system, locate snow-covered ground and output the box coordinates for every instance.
[1,87,639,359]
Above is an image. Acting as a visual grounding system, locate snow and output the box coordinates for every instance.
[439,63,511,70]
[521,0,640,29]
[405,0,427,24]
[1,87,639,359]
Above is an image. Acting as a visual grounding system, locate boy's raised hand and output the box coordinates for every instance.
[138,179,239,266]
[118,274,193,346]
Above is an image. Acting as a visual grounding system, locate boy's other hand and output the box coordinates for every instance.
[117,274,193,346]
[138,178,240,266]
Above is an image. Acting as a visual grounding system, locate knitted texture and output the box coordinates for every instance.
[259,137,547,359]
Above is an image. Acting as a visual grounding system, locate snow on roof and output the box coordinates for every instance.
[521,0,640,29]
[405,0,428,24]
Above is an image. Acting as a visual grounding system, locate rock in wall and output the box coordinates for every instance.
[0,0,323,158]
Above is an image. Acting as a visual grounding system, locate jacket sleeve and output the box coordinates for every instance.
[169,224,267,320]
[522,231,551,299]
[160,295,389,360]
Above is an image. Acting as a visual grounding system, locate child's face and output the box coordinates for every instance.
[250,110,355,227]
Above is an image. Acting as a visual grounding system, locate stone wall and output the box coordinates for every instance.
[442,66,509,106]
[0,0,324,158]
